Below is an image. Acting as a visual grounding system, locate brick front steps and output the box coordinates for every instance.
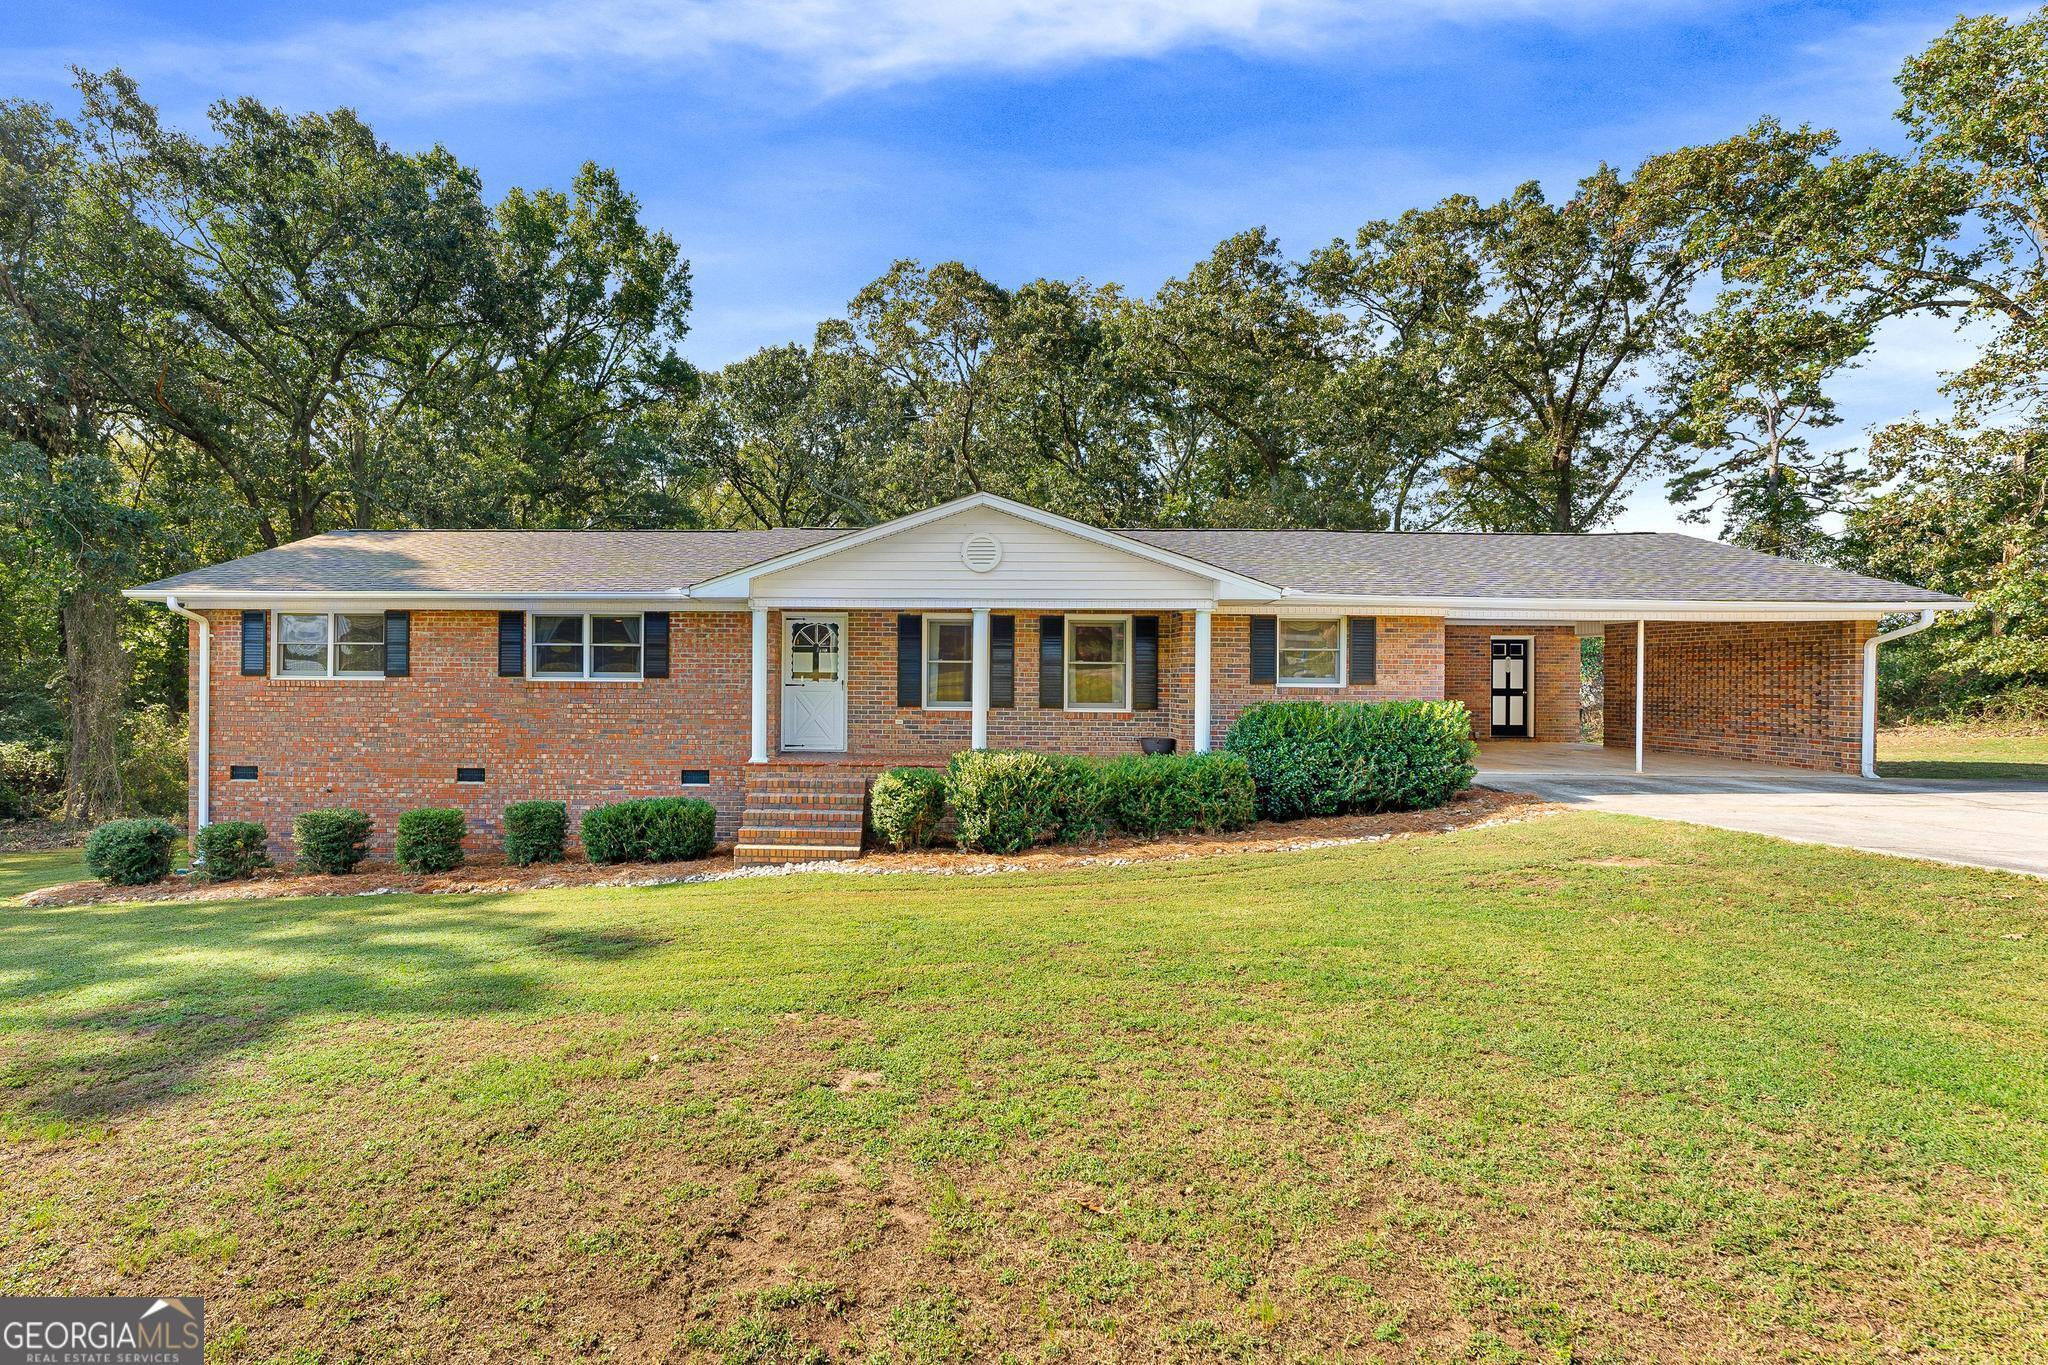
[734,771,869,865]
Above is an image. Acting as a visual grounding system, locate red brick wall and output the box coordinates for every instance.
[1444,624,1582,743]
[193,609,755,852]
[1602,620,1873,772]
[1209,615,1445,739]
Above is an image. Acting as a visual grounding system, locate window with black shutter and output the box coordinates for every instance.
[383,610,411,677]
[1346,617,1377,686]
[990,615,1015,708]
[240,610,268,676]
[1248,615,1277,685]
[497,611,525,677]
[1132,615,1160,711]
[896,614,922,707]
[1037,615,1064,708]
[643,611,670,679]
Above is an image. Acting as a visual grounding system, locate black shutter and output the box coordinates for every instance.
[1347,617,1377,686]
[240,610,267,676]
[642,611,670,679]
[1038,615,1065,709]
[1132,615,1160,711]
[497,611,525,677]
[990,615,1015,708]
[383,610,411,677]
[897,613,922,707]
[1249,615,1277,685]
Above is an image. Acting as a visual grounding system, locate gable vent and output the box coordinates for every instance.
[960,533,1003,573]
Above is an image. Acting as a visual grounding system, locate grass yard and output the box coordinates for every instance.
[1879,725,2048,780]
[2,813,2045,1362]
[0,845,90,903]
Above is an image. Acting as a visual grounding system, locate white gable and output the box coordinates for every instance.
[744,505,1225,607]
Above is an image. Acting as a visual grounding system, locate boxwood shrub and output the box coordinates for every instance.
[294,808,371,874]
[870,767,947,851]
[84,817,178,886]
[1225,698,1476,820]
[502,800,567,866]
[193,820,271,881]
[580,796,716,864]
[395,807,466,874]
[1097,752,1257,835]
[943,750,1104,854]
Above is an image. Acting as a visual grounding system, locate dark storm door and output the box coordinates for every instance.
[1490,638,1530,738]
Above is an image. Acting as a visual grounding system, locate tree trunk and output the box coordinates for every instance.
[59,585,131,825]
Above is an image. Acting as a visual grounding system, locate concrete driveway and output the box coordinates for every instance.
[1477,743,2048,878]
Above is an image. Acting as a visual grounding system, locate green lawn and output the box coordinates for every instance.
[0,846,89,902]
[2,814,2045,1362]
[1880,725,2048,780]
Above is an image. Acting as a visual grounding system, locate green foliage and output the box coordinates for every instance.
[119,704,187,818]
[502,800,568,867]
[578,797,716,865]
[395,808,467,874]
[0,740,61,821]
[1226,699,1477,821]
[944,750,1104,854]
[83,816,176,886]
[193,821,270,882]
[869,767,947,851]
[293,808,372,875]
[1096,753,1257,836]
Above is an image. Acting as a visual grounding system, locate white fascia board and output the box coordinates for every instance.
[1224,594,1967,621]
[122,589,708,611]
[741,595,1221,611]
[685,492,1283,600]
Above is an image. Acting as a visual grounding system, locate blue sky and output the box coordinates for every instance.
[2,0,1986,532]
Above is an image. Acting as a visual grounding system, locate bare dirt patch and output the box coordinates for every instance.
[23,787,1552,907]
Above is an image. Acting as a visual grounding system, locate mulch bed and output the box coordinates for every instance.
[19,787,1550,908]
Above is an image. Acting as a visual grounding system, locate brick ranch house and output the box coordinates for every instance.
[129,493,1966,864]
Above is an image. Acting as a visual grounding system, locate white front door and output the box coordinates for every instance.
[781,615,847,752]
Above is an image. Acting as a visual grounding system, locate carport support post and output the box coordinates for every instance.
[749,607,769,764]
[970,607,991,750]
[1634,619,1645,774]
[1193,608,1212,752]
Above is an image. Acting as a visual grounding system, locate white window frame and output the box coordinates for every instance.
[1275,617,1346,689]
[526,611,645,682]
[272,610,389,680]
[923,614,974,711]
[1064,614,1133,712]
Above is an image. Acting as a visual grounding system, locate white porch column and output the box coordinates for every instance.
[1633,618,1646,774]
[1193,608,1213,752]
[749,607,770,764]
[970,607,992,749]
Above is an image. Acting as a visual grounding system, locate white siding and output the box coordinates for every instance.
[750,507,1217,605]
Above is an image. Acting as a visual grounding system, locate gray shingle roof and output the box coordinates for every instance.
[1123,529,1962,604]
[133,528,848,595]
[132,524,1961,606]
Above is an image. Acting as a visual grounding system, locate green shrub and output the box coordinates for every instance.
[395,807,467,874]
[1098,752,1257,835]
[870,767,947,850]
[1225,699,1476,820]
[944,750,1104,854]
[502,800,568,866]
[193,820,271,881]
[579,797,716,864]
[84,817,178,886]
[294,808,371,874]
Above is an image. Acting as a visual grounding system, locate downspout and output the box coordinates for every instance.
[1860,609,1937,780]
[164,596,210,854]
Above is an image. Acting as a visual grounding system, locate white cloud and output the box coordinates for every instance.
[29,0,1696,110]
